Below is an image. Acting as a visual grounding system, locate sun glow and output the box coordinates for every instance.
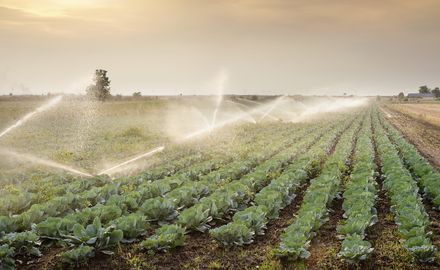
[0,0,108,17]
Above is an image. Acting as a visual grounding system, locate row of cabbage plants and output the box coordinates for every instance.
[337,111,377,262]
[209,113,354,246]
[0,137,221,214]
[379,113,440,209]
[0,153,202,218]
[275,111,365,260]
[0,123,307,267]
[115,122,296,189]
[141,114,357,252]
[372,109,436,262]
[0,123,280,217]
[0,124,301,267]
[29,127,293,234]
[135,122,323,226]
[51,123,318,262]
[0,124,293,234]
[34,122,300,231]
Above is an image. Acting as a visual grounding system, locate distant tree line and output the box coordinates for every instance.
[418,85,440,97]
[398,85,440,100]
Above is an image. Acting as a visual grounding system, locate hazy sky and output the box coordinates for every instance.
[1,0,439,96]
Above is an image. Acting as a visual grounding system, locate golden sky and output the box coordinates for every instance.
[1,0,439,95]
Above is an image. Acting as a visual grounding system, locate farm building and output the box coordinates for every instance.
[407,93,435,100]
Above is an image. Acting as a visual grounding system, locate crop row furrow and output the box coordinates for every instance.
[140,114,358,252]
[137,122,329,226]
[337,110,377,262]
[372,107,436,262]
[378,111,440,209]
[209,113,352,246]
[275,111,364,260]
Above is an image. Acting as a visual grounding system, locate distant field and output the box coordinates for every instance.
[387,103,440,127]
[382,103,440,170]
[0,99,46,131]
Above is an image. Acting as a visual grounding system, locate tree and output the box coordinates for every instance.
[398,92,405,100]
[86,69,111,101]
[432,87,440,98]
[419,85,431,94]
[132,91,142,97]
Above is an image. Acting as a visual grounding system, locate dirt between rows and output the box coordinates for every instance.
[381,105,440,171]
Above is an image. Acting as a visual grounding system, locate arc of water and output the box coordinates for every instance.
[0,148,92,177]
[259,95,286,122]
[226,100,256,124]
[92,95,298,176]
[235,97,279,121]
[182,102,274,141]
[211,95,223,128]
[190,106,211,128]
[288,97,308,110]
[291,97,368,122]
[0,95,63,139]
[97,146,165,175]
[210,69,228,127]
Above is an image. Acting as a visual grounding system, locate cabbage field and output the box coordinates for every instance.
[1,98,440,270]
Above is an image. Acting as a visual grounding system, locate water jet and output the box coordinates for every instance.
[0,95,63,139]
[0,148,92,177]
[97,146,165,175]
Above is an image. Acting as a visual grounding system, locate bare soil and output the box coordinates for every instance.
[388,104,440,127]
[381,105,440,170]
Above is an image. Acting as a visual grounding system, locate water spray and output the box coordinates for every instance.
[210,69,228,128]
[235,97,280,121]
[0,95,63,139]
[97,146,165,175]
[0,148,92,177]
[181,102,276,141]
[190,106,211,127]
[211,95,223,128]
[259,95,286,122]
[226,100,257,124]
[290,97,369,122]
[236,97,264,106]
